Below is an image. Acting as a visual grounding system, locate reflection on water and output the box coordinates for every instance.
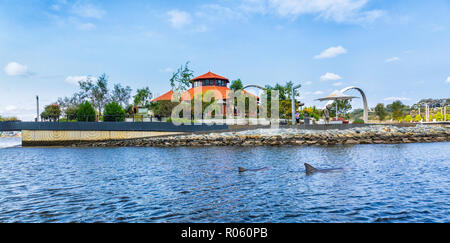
[0,140,449,222]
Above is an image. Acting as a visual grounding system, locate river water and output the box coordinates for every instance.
[0,138,448,222]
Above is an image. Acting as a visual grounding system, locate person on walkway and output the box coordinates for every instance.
[324,104,332,124]
[295,112,301,124]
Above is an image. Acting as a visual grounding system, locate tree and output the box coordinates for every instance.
[265,81,299,101]
[152,101,180,119]
[41,104,61,121]
[103,102,126,122]
[434,112,443,121]
[111,84,132,108]
[133,87,152,107]
[92,73,109,115]
[330,100,352,118]
[404,115,412,122]
[169,61,194,91]
[388,100,405,121]
[414,114,422,122]
[284,81,299,100]
[230,79,244,91]
[64,106,78,121]
[375,103,387,121]
[76,101,96,122]
[78,74,109,115]
[57,92,84,109]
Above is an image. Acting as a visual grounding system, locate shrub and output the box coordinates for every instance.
[65,106,78,121]
[153,101,180,118]
[166,118,195,124]
[404,115,412,122]
[414,115,422,122]
[41,104,61,121]
[434,112,443,121]
[103,102,125,122]
[353,118,364,124]
[0,116,19,121]
[77,101,96,122]
[447,114,450,121]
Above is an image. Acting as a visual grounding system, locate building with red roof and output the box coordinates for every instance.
[151,71,257,116]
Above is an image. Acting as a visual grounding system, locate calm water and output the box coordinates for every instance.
[0,138,449,223]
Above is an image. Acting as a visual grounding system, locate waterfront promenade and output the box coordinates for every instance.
[57,125,449,147]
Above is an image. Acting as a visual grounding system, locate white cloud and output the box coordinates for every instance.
[197,4,245,21]
[446,77,450,83]
[167,10,192,28]
[51,4,61,11]
[5,105,17,112]
[162,68,174,73]
[72,3,106,19]
[383,97,411,101]
[304,81,312,85]
[195,25,209,33]
[430,25,445,32]
[77,22,96,31]
[248,0,385,24]
[313,91,324,95]
[4,62,30,76]
[65,76,96,85]
[320,72,342,81]
[332,82,343,86]
[385,57,400,63]
[314,46,347,59]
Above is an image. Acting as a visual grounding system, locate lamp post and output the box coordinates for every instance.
[36,95,39,122]
[291,84,301,125]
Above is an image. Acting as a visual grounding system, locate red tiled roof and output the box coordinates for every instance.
[191,72,229,82]
[151,86,258,102]
[151,90,174,102]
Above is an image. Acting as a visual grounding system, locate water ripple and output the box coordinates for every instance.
[0,141,449,222]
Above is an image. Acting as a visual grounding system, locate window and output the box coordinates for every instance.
[194,81,201,87]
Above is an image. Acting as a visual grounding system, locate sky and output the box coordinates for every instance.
[0,0,449,120]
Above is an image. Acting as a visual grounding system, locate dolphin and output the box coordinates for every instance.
[238,167,270,173]
[304,163,344,175]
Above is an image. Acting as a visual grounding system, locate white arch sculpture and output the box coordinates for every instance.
[324,86,369,123]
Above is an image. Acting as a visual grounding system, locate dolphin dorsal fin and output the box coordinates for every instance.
[238,167,247,172]
[304,163,317,174]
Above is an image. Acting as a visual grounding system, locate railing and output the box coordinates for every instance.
[42,115,160,123]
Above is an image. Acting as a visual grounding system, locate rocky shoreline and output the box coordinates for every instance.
[77,125,450,147]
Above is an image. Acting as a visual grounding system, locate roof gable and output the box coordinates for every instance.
[191,72,229,82]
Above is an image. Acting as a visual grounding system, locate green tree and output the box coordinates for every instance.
[111,84,132,108]
[330,100,352,118]
[78,73,109,115]
[434,112,443,121]
[133,87,152,107]
[388,100,405,121]
[283,81,299,100]
[41,104,61,121]
[414,114,422,122]
[230,79,244,91]
[64,106,79,121]
[76,101,96,122]
[103,102,126,122]
[375,103,387,121]
[404,115,412,122]
[170,61,194,91]
[152,101,180,118]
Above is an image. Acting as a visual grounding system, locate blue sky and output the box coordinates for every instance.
[1,0,449,120]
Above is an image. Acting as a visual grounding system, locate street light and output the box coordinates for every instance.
[36,95,39,122]
[291,84,301,125]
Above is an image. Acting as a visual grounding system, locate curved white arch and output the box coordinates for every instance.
[324,86,369,123]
